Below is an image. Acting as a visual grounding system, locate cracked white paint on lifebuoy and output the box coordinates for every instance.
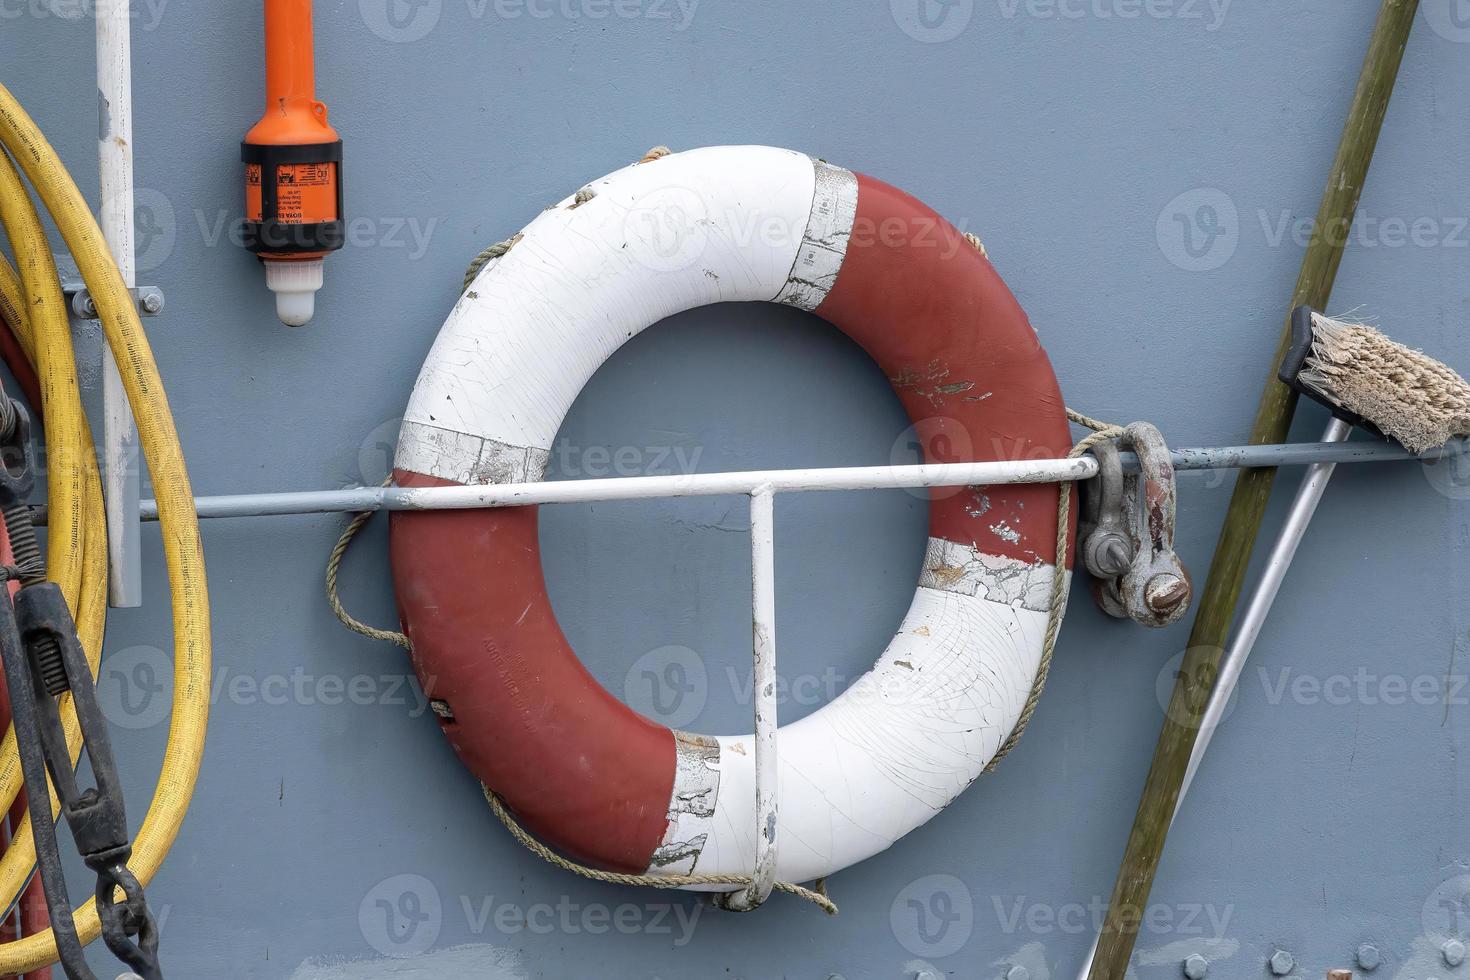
[395,426,551,486]
[775,160,858,311]
[921,537,1064,614]
[654,733,719,873]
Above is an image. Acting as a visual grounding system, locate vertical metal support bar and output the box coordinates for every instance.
[730,483,779,911]
[97,0,142,607]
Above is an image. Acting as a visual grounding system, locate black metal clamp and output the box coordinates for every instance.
[0,396,163,980]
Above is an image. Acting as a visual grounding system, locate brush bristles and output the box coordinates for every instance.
[1300,312,1470,453]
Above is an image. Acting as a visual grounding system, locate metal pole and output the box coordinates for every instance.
[111,438,1456,522]
[1075,419,1352,977]
[142,457,1103,520]
[724,484,779,911]
[1179,417,1352,800]
[96,0,142,608]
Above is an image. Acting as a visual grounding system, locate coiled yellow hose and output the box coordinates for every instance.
[0,81,211,972]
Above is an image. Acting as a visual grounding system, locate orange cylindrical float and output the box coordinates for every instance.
[242,0,344,325]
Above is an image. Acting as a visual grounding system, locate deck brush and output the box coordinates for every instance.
[1285,308,1470,452]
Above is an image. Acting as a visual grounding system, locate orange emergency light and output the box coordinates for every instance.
[242,0,344,326]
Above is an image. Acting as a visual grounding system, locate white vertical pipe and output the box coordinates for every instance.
[97,0,142,607]
[727,483,779,911]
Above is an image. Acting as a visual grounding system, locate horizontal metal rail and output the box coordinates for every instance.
[101,437,1465,522]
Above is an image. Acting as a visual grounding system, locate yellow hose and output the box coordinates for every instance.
[0,80,211,971]
[0,188,108,947]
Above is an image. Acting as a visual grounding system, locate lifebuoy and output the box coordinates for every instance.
[390,145,1072,889]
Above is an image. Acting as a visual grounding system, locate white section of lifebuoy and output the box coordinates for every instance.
[394,145,1062,886]
[398,145,832,485]
[658,554,1057,886]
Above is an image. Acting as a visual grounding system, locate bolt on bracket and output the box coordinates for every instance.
[64,284,165,320]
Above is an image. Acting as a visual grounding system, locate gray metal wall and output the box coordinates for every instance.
[5,2,1470,977]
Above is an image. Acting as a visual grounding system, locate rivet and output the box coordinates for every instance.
[1445,939,1466,967]
[1183,953,1209,980]
[1269,949,1296,976]
[1356,944,1381,971]
[1007,967,1031,980]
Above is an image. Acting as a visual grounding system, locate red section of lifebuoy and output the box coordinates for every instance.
[816,176,1070,567]
[391,171,1071,873]
[391,493,677,871]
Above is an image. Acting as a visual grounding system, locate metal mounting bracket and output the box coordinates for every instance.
[62,282,165,320]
